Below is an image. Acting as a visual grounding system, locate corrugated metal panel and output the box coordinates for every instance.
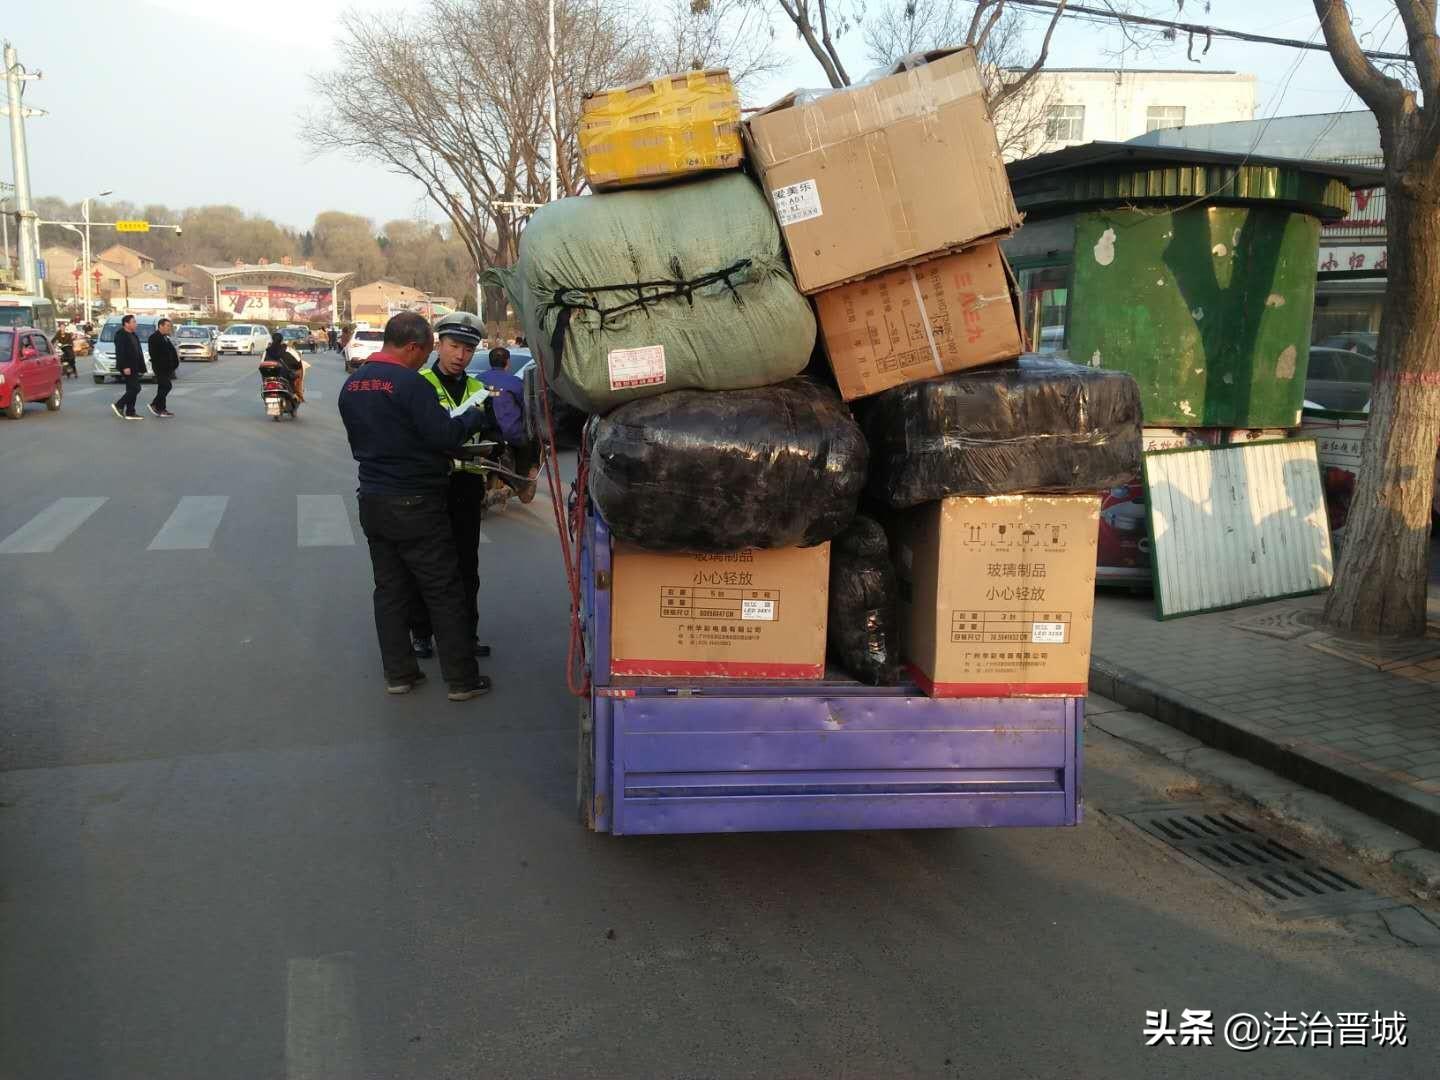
[1144,440,1334,619]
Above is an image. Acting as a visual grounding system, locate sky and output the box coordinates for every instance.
[1,0,1411,231]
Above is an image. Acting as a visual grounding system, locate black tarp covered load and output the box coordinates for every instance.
[588,379,868,552]
[863,356,1143,508]
[827,516,901,686]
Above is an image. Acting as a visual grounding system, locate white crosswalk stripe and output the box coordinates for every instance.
[476,529,492,544]
[167,387,193,397]
[66,386,99,397]
[0,497,108,554]
[211,388,238,398]
[148,496,229,550]
[297,495,355,547]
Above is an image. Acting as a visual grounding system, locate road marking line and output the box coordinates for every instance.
[285,953,358,1080]
[147,496,228,551]
[211,388,238,398]
[0,497,108,555]
[297,495,355,547]
[167,387,193,397]
[67,386,99,396]
[477,529,492,544]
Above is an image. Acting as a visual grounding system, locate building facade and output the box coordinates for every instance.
[1003,69,1257,159]
[348,280,443,325]
[95,243,156,278]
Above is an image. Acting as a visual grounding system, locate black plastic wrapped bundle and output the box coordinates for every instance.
[827,516,901,686]
[588,379,868,552]
[863,356,1142,508]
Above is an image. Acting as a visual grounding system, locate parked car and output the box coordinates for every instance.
[1304,346,1375,414]
[280,325,316,353]
[343,328,385,372]
[218,323,270,355]
[1318,331,1378,358]
[0,326,64,418]
[91,315,159,383]
[174,324,218,362]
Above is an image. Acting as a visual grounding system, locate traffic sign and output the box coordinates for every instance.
[115,220,150,233]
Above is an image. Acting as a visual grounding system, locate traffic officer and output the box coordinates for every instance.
[408,311,492,661]
[337,311,493,701]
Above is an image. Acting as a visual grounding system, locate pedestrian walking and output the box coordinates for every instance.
[147,318,179,418]
[111,314,145,420]
[408,312,493,661]
[337,311,495,701]
[327,326,339,351]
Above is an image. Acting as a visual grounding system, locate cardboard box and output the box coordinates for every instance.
[744,48,1021,295]
[610,543,829,678]
[579,69,742,191]
[890,496,1099,697]
[812,242,1023,401]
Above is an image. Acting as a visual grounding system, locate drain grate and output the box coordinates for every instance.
[1116,804,1394,920]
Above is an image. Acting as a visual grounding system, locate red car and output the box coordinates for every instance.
[0,325,63,419]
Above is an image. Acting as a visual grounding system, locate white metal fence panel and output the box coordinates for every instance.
[1144,440,1333,619]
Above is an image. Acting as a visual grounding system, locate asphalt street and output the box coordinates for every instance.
[2,351,1438,1079]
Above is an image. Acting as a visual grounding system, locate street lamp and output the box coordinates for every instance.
[81,189,111,322]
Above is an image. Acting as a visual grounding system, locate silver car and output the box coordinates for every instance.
[91,315,158,383]
[174,324,218,362]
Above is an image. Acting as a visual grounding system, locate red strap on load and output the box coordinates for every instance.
[535,358,591,697]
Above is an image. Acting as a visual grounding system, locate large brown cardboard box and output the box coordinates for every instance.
[813,242,1024,401]
[610,543,830,678]
[890,496,1099,697]
[744,48,1021,295]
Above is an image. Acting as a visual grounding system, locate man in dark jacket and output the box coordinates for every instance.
[111,314,145,420]
[338,311,496,701]
[147,318,180,418]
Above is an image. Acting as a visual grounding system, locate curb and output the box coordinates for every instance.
[1090,654,1440,853]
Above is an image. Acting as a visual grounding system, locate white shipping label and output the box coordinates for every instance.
[741,599,777,621]
[771,179,823,227]
[608,345,666,391]
[1031,622,1067,644]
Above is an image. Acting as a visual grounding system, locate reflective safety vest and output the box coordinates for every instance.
[420,365,488,476]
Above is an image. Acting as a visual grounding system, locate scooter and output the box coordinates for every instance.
[60,345,78,380]
[258,362,300,421]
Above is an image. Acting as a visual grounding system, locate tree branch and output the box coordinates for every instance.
[1395,0,1440,100]
[993,0,1066,106]
[1312,0,1407,119]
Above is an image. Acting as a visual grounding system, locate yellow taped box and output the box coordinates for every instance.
[580,69,742,191]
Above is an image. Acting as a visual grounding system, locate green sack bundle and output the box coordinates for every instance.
[486,172,816,415]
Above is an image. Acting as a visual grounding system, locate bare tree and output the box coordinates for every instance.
[744,0,858,88]
[308,0,652,321]
[1311,0,1440,638]
[863,1,1064,157]
[654,0,784,90]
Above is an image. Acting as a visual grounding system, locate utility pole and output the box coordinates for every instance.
[3,43,45,294]
[548,0,558,204]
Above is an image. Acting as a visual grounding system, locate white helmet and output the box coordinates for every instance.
[434,311,484,347]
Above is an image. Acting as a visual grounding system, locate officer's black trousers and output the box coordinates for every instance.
[410,476,486,644]
[358,492,480,688]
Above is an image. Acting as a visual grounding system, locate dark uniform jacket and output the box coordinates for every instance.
[337,354,490,496]
[115,328,144,374]
[148,331,179,376]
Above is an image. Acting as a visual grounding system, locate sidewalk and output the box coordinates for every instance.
[1090,540,1440,850]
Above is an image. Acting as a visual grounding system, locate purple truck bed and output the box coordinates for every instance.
[579,512,1083,835]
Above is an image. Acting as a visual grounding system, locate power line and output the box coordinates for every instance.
[1006,0,1414,63]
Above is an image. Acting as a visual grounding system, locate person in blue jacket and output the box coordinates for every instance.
[337,311,494,701]
[478,345,539,502]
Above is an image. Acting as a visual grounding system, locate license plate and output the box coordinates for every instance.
[266,401,281,415]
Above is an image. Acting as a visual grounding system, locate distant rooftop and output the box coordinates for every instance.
[1003,67,1242,75]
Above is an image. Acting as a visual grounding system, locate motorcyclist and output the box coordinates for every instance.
[408,311,499,661]
[260,331,305,402]
[56,324,77,378]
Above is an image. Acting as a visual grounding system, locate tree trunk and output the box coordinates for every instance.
[1322,183,1440,637]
